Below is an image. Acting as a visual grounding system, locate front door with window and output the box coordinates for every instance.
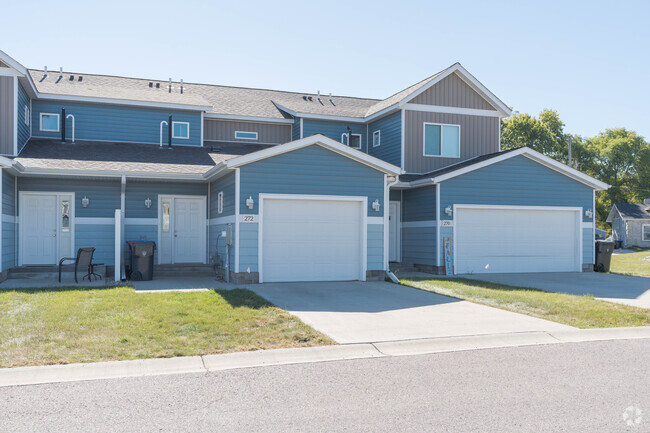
[159,196,205,264]
[21,193,74,265]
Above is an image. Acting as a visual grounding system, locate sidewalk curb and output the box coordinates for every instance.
[1,327,648,388]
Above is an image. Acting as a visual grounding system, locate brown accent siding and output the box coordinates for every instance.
[0,76,14,154]
[204,119,291,145]
[404,111,499,173]
[411,72,496,110]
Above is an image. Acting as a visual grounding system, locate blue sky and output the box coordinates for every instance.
[3,0,649,139]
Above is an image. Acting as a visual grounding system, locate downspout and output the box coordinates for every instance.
[385,174,400,283]
[14,176,17,268]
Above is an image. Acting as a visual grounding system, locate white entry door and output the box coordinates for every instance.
[454,206,581,274]
[389,201,400,262]
[158,196,205,264]
[21,193,74,265]
[261,197,364,283]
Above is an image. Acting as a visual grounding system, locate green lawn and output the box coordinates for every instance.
[401,278,650,329]
[610,248,650,278]
[0,286,333,368]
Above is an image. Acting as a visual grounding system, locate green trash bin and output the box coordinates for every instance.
[594,241,614,272]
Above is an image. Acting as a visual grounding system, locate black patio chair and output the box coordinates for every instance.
[58,247,101,283]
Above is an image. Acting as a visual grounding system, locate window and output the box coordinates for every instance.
[61,200,70,232]
[172,121,190,139]
[643,224,650,241]
[162,203,170,232]
[341,133,362,149]
[40,113,59,132]
[217,191,224,214]
[373,130,381,147]
[423,123,460,158]
[235,131,258,140]
[24,106,30,126]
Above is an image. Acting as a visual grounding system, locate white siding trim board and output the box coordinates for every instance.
[403,103,501,118]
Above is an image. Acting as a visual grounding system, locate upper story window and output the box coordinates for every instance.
[40,113,59,132]
[24,106,30,126]
[373,130,381,147]
[235,131,258,140]
[172,121,190,139]
[342,133,362,149]
[423,123,460,158]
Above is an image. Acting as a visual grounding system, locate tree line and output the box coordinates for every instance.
[500,110,650,229]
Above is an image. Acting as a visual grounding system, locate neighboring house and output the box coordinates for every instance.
[0,49,608,283]
[607,201,650,248]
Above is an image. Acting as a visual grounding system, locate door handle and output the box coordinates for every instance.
[52,234,56,237]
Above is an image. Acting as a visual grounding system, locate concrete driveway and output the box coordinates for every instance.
[461,272,650,309]
[248,281,572,344]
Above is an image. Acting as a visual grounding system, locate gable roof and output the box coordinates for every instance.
[399,147,609,191]
[607,203,650,222]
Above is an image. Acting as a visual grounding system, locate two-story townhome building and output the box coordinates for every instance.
[0,49,608,283]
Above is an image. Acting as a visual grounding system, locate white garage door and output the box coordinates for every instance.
[261,198,364,283]
[455,206,580,274]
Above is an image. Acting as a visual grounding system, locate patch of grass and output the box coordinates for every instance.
[401,278,650,329]
[610,248,650,278]
[0,286,334,368]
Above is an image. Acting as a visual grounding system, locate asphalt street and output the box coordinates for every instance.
[1,339,648,432]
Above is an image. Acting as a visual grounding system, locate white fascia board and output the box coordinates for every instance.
[204,113,294,124]
[429,147,610,190]
[402,103,501,118]
[17,167,206,181]
[202,162,231,181]
[0,68,21,77]
[272,102,366,124]
[0,155,15,168]
[36,93,212,112]
[225,134,402,175]
[0,50,28,76]
[399,63,512,117]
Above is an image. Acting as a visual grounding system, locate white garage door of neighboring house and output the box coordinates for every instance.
[260,196,365,283]
[454,206,581,274]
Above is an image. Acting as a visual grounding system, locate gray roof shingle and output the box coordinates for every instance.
[15,139,269,175]
[614,203,650,220]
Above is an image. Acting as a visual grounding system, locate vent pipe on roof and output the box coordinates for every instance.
[43,66,48,78]
[317,90,321,103]
[168,78,172,93]
[59,67,63,79]
[180,79,183,94]
[329,92,333,104]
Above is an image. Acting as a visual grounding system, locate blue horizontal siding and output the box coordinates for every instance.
[240,144,385,217]
[292,117,301,141]
[2,221,16,270]
[368,111,401,166]
[210,172,236,217]
[583,228,594,265]
[302,119,366,151]
[31,99,202,146]
[402,226,436,265]
[125,181,207,219]
[402,186,436,222]
[367,224,384,270]
[18,177,121,218]
[76,224,115,266]
[389,190,401,202]
[3,171,15,216]
[17,82,30,153]
[209,223,235,269]
[238,223,258,273]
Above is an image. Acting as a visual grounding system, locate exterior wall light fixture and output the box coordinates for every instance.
[585,209,593,218]
[246,196,255,210]
[81,196,90,208]
[372,199,381,212]
[144,197,152,209]
[445,206,452,216]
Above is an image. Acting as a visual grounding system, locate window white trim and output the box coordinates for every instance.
[642,224,650,241]
[217,191,224,214]
[39,113,59,132]
[373,130,381,147]
[423,122,461,158]
[24,105,29,126]
[171,121,190,139]
[234,131,258,140]
[341,133,362,149]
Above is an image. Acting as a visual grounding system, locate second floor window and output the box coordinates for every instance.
[373,130,381,147]
[40,113,59,132]
[342,133,362,149]
[424,123,460,158]
[172,122,190,139]
[235,131,258,140]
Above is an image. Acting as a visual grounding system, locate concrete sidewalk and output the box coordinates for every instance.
[2,326,648,388]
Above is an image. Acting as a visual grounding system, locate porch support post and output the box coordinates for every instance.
[114,209,121,282]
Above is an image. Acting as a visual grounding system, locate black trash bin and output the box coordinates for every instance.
[127,241,156,281]
[594,240,614,272]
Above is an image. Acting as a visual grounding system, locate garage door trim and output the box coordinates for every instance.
[258,193,368,283]
[452,204,583,273]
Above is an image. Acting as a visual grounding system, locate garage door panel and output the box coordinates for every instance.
[455,207,579,274]
[262,198,363,282]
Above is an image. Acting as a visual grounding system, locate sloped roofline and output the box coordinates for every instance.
[203,134,402,179]
[407,147,609,191]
